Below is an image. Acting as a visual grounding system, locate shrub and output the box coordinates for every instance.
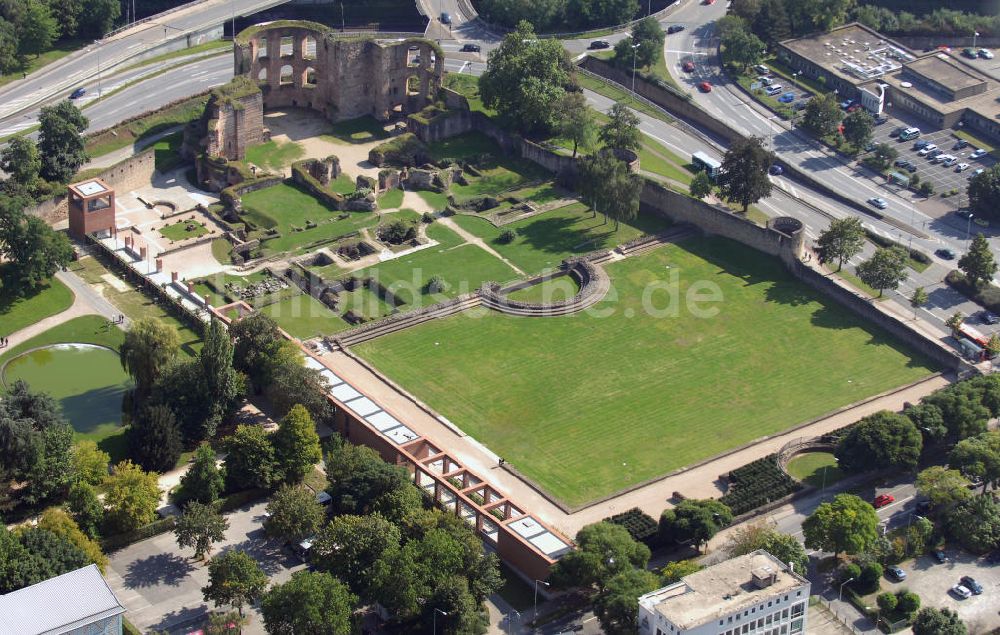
[718,455,800,516]
[498,229,517,244]
[605,508,659,546]
[896,590,921,615]
[919,181,934,197]
[945,270,1000,315]
[857,561,883,594]
[840,562,861,584]
[422,212,435,224]
[426,275,450,294]
[876,591,897,612]
[377,220,417,245]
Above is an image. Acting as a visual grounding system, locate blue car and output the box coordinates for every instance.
[69,87,86,99]
[778,92,795,103]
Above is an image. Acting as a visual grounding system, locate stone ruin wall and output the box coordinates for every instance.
[205,92,266,161]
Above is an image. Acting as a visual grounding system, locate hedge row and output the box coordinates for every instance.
[605,508,659,546]
[864,229,931,265]
[945,269,1000,315]
[719,455,800,516]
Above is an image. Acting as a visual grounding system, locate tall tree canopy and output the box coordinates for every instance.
[0,195,73,293]
[120,318,179,406]
[549,522,650,591]
[968,164,1000,221]
[802,493,879,556]
[958,233,997,288]
[718,136,774,214]
[816,216,865,271]
[659,499,733,550]
[37,100,88,183]
[835,410,923,473]
[261,571,358,635]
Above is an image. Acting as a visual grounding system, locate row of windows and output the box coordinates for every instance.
[654,597,805,635]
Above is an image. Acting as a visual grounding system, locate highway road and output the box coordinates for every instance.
[0,0,285,122]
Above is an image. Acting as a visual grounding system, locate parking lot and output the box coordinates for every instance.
[879,547,1000,632]
[870,123,997,201]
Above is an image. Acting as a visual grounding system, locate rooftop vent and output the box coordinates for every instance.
[752,566,777,589]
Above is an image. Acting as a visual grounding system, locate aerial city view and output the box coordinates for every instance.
[2,0,1000,633]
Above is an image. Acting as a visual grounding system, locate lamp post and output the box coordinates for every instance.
[433,608,448,635]
[974,31,980,50]
[533,580,550,623]
[967,213,974,244]
[631,41,641,97]
[821,457,838,491]
[839,577,855,602]
[94,41,102,98]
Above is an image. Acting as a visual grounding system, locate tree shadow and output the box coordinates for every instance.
[221,535,299,577]
[60,384,129,435]
[148,605,208,634]
[124,553,195,588]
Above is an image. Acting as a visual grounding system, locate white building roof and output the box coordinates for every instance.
[0,564,125,635]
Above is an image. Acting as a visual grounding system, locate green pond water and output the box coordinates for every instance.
[3,344,131,441]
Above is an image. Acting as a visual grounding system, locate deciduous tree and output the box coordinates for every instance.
[174,501,229,560]
[599,103,642,153]
[202,550,268,616]
[76,0,119,37]
[0,136,41,191]
[17,0,58,58]
[593,569,660,635]
[37,100,88,183]
[261,571,358,635]
[263,485,325,544]
[37,507,107,572]
[721,26,765,71]
[803,92,841,137]
[958,233,997,288]
[802,493,879,556]
[223,425,277,492]
[659,559,702,584]
[659,499,733,550]
[835,410,922,473]
[945,494,1000,553]
[67,481,104,539]
[857,246,908,297]
[198,318,245,438]
[103,460,160,534]
[176,444,224,506]
[718,136,773,214]
[912,608,967,635]
[842,109,874,151]
[916,466,972,508]
[120,318,179,406]
[949,430,1000,494]
[724,522,809,574]
[127,404,183,473]
[910,286,928,319]
[0,196,74,292]
[552,91,596,157]
[816,216,865,271]
[968,164,1000,221]
[311,513,400,600]
[689,171,713,199]
[230,312,284,392]
[71,440,109,486]
[272,404,321,484]
[0,18,19,75]
[325,438,410,514]
[550,522,650,591]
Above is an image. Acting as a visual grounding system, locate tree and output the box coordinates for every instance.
[968,164,1000,221]
[949,431,1000,494]
[37,507,107,572]
[2,527,90,593]
[718,136,773,214]
[552,91,596,157]
[988,333,1000,358]
[103,460,161,534]
[841,109,874,151]
[67,481,104,539]
[206,611,244,635]
[816,216,865,271]
[0,18,19,75]
[48,0,81,39]
[17,0,58,58]
[223,425,277,492]
[593,569,660,635]
[197,318,245,441]
[202,550,268,616]
[919,180,934,197]
[916,466,972,508]
[803,92,842,137]
[37,100,88,183]
[230,312,284,392]
[272,404,322,484]
[174,501,229,560]
[599,103,642,154]
[632,17,665,52]
[549,522,650,591]
[912,608,967,635]
[958,233,997,288]
[578,149,642,231]
[876,591,897,613]
[264,354,331,423]
[945,494,1000,553]
[659,499,733,550]
[127,405,183,473]
[871,142,898,171]
[802,493,879,556]
[897,590,921,615]
[176,444,224,506]
[312,512,400,599]
[263,485,325,544]
[721,26,765,71]
[325,438,410,514]
[478,0,566,31]
[910,286,928,319]
[71,440,109,486]
[835,410,922,473]
[946,311,966,333]
[659,559,702,584]
[724,523,809,575]
[0,196,74,292]
[76,0,119,37]
[1,136,41,191]
[478,21,573,134]
[857,246,908,297]
[261,571,358,635]
[120,318,179,406]
[689,171,713,199]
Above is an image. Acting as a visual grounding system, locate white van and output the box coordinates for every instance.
[765,84,783,96]
[899,127,921,141]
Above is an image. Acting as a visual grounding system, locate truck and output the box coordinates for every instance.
[692,151,722,179]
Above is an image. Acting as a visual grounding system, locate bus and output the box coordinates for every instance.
[692,151,722,179]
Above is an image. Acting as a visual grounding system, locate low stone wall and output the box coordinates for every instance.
[221,176,284,209]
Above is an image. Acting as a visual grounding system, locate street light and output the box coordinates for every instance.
[839,577,855,602]
[433,608,448,635]
[974,30,980,50]
[821,456,838,491]
[631,41,641,97]
[533,580,550,623]
[967,213,975,244]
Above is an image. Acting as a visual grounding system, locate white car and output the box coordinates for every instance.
[956,163,970,172]
[765,84,783,96]
[942,156,958,167]
[918,144,937,156]
[971,148,988,159]
[867,197,888,210]
[979,48,995,59]
[970,168,985,180]
[951,584,972,600]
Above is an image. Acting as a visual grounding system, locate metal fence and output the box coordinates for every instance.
[814,597,877,635]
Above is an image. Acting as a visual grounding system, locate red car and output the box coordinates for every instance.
[698,81,712,92]
[873,494,895,509]
[682,61,696,72]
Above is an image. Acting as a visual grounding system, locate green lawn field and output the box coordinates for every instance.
[355,237,937,507]
[160,219,209,241]
[0,274,74,337]
[452,203,672,274]
[260,293,351,340]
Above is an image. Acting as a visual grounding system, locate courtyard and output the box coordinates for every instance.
[355,236,938,507]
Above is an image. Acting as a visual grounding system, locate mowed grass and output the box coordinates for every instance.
[259,293,351,340]
[506,275,580,303]
[160,219,209,241]
[786,452,845,488]
[356,237,937,506]
[452,203,671,274]
[245,139,306,171]
[0,275,74,336]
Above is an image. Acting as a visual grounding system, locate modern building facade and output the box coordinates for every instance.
[0,564,126,635]
[638,550,811,635]
[777,23,1000,142]
[67,178,116,240]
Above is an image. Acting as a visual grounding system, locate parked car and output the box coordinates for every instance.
[963,47,978,58]
[758,76,774,86]
[950,584,972,599]
[890,126,906,137]
[906,163,918,173]
[933,549,949,563]
[971,148,988,159]
[956,162,970,172]
[980,48,995,59]
[667,24,685,33]
[927,149,944,159]
[754,64,770,75]
[793,100,809,110]
[778,92,795,103]
[873,493,895,507]
[682,60,696,72]
[886,566,907,581]
[917,144,937,156]
[971,168,985,179]
[874,115,889,125]
[953,139,969,150]
[936,248,956,260]
[69,87,86,99]
[769,164,783,175]
[765,84,783,96]
[840,99,853,109]
[440,11,451,24]
[589,40,611,49]
[981,311,1000,325]
[699,81,713,92]
[894,158,909,167]
[914,139,930,150]
[460,43,481,52]
[942,156,959,167]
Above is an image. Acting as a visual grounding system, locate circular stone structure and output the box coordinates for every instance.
[2,344,131,437]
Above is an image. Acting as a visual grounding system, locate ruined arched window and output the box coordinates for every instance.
[257,67,267,83]
[257,38,268,58]
[302,35,317,60]
[303,67,317,87]
[406,75,421,95]
[280,36,293,57]
[280,65,293,86]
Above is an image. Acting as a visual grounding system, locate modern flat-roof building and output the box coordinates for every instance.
[777,23,1000,142]
[638,550,810,635]
[0,564,126,635]
[67,178,116,240]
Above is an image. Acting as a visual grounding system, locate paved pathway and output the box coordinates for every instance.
[437,216,526,275]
